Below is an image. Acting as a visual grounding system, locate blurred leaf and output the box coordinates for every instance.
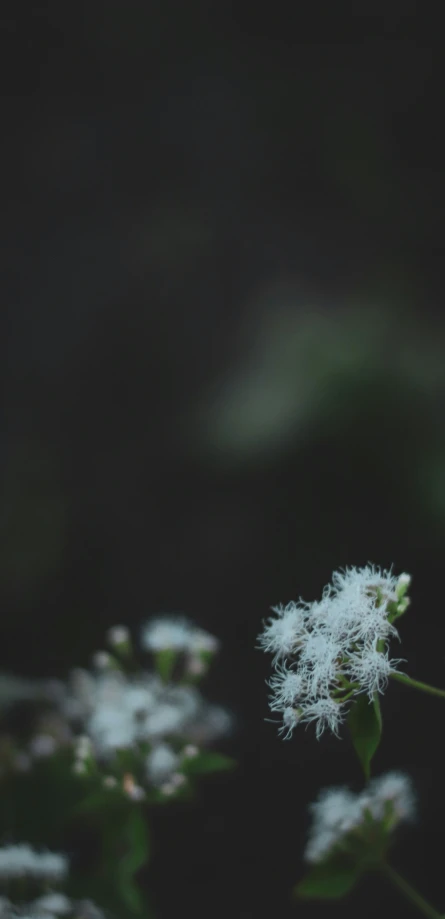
[348,692,382,780]
[114,810,151,914]
[155,650,176,682]
[71,787,125,819]
[295,858,362,900]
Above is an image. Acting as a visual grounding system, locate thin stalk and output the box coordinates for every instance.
[390,671,445,700]
[381,863,442,919]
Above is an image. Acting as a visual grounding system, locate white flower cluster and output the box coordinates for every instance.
[0,847,103,919]
[258,566,411,738]
[38,617,230,797]
[0,617,229,797]
[305,771,415,864]
[0,846,68,883]
[141,617,219,655]
[57,670,229,756]
[0,893,103,919]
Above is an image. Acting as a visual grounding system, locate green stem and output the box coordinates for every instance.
[390,671,445,700]
[381,863,442,919]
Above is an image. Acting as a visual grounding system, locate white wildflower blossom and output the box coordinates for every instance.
[331,564,399,605]
[0,892,105,919]
[185,703,233,745]
[299,697,344,739]
[103,775,118,788]
[259,564,410,739]
[258,602,309,661]
[278,706,301,739]
[35,616,228,796]
[29,735,58,758]
[182,744,199,758]
[107,625,130,646]
[140,617,218,655]
[368,770,416,822]
[305,771,415,863]
[146,743,179,784]
[92,652,113,671]
[268,664,304,708]
[32,893,72,915]
[348,644,405,699]
[0,846,68,882]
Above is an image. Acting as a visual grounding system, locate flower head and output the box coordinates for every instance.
[305,771,415,864]
[259,564,411,739]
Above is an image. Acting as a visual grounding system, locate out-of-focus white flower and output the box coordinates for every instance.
[73,760,87,775]
[32,893,72,915]
[74,735,92,759]
[140,617,219,655]
[185,655,207,677]
[92,652,113,671]
[259,565,410,739]
[103,775,118,789]
[185,704,233,745]
[0,846,68,882]
[29,735,58,758]
[305,771,415,864]
[182,744,199,759]
[0,894,105,919]
[141,617,194,652]
[146,743,179,784]
[107,626,130,647]
[368,771,416,822]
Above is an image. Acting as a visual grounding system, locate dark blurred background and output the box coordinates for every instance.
[2,2,445,917]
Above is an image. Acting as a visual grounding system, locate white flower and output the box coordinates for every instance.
[139,617,187,652]
[260,563,408,739]
[185,703,233,745]
[29,735,58,758]
[32,893,72,915]
[92,652,113,671]
[107,626,130,646]
[278,706,300,739]
[103,775,118,788]
[299,697,344,739]
[0,846,68,882]
[305,787,361,863]
[348,644,405,699]
[141,616,218,655]
[258,602,309,660]
[87,704,135,754]
[189,629,219,654]
[368,771,416,822]
[304,771,415,864]
[146,743,179,784]
[331,564,399,605]
[268,664,304,708]
[182,744,199,758]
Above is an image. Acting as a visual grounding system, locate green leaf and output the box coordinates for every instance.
[348,691,382,780]
[295,858,361,900]
[116,810,151,914]
[155,649,176,682]
[181,752,235,776]
[71,787,125,819]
